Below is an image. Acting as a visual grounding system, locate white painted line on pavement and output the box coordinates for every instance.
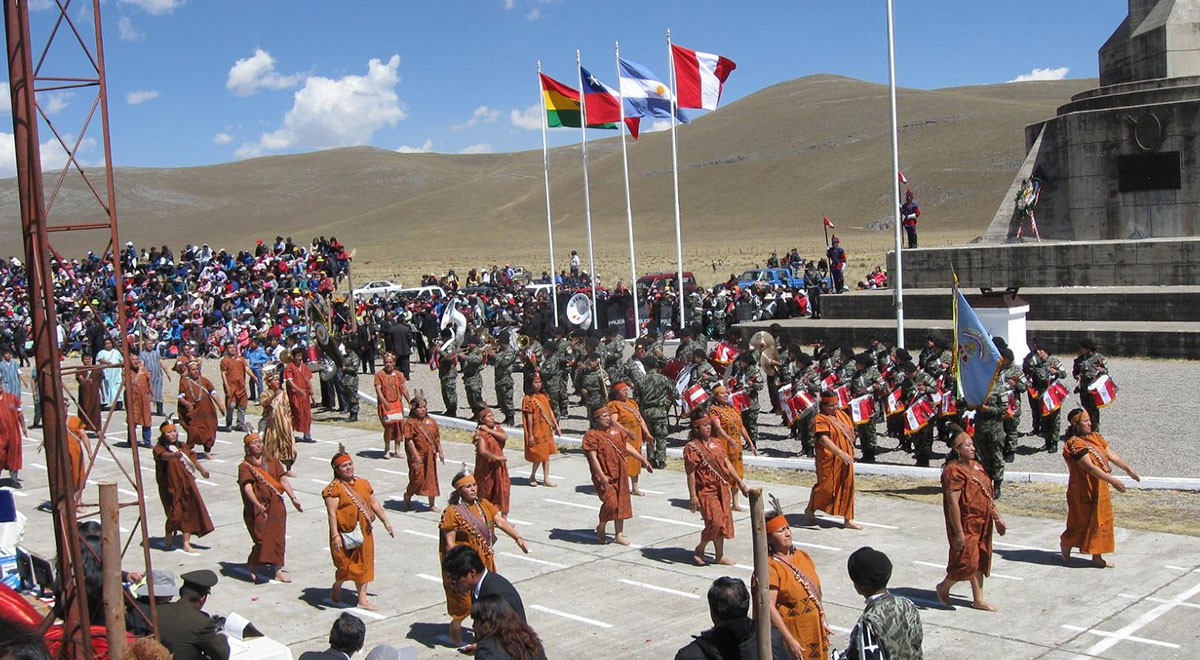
[374,468,407,476]
[30,463,46,470]
[310,479,328,485]
[1062,624,1178,649]
[1118,593,1200,610]
[506,518,532,526]
[195,478,217,487]
[308,456,329,462]
[639,515,704,529]
[544,498,599,511]
[402,529,439,540]
[120,527,129,533]
[992,540,1046,551]
[734,564,755,571]
[174,549,200,557]
[346,607,386,620]
[1081,580,1200,655]
[815,514,897,530]
[638,488,666,495]
[1163,565,1197,572]
[912,560,1023,581]
[214,439,231,445]
[96,454,114,462]
[119,488,137,497]
[208,458,227,464]
[794,541,841,552]
[829,624,851,634]
[141,466,154,474]
[500,552,567,569]
[415,573,442,584]
[530,604,612,628]
[618,578,700,599]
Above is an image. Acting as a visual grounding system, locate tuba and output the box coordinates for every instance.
[440,300,468,347]
[566,292,592,327]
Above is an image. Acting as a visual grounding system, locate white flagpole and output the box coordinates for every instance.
[667,29,685,331]
[615,42,641,340]
[577,50,599,330]
[538,61,560,328]
[887,0,905,348]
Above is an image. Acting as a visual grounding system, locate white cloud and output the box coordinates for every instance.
[42,91,72,115]
[460,143,492,154]
[504,0,515,8]
[0,85,9,114]
[1008,67,1069,83]
[226,48,303,97]
[233,143,263,159]
[525,8,541,19]
[27,0,52,10]
[125,89,160,105]
[451,105,500,131]
[396,139,433,154]
[510,105,541,130]
[212,132,233,145]
[253,55,406,153]
[118,16,143,40]
[0,132,96,178]
[118,0,183,15]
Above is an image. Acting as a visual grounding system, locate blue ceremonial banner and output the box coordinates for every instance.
[953,287,1002,408]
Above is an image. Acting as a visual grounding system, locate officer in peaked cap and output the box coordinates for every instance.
[157,569,229,660]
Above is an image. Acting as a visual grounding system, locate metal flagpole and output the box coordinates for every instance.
[886,0,905,348]
[577,50,599,329]
[538,61,560,327]
[667,29,686,331]
[615,42,641,339]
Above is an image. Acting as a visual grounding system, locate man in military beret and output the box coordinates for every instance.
[157,569,229,660]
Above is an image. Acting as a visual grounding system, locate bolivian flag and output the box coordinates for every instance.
[540,73,616,130]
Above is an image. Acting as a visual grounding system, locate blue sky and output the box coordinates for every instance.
[2,0,1127,174]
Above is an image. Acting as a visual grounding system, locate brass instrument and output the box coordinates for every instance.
[750,330,781,377]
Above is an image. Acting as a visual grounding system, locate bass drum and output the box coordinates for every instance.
[662,358,687,382]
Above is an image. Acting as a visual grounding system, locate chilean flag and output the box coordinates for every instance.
[1087,374,1118,408]
[671,44,736,111]
[579,66,640,138]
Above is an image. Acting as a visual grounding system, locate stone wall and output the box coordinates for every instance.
[888,237,1200,288]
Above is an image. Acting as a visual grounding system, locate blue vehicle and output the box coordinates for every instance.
[736,267,804,290]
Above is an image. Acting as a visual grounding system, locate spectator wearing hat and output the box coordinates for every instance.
[157,569,229,660]
[126,570,178,637]
[841,547,923,660]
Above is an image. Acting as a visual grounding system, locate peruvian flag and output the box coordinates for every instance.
[730,389,751,412]
[1087,374,1118,408]
[1003,391,1019,419]
[1041,380,1070,415]
[848,394,875,426]
[671,44,736,111]
[710,341,740,366]
[904,398,935,435]
[789,390,817,422]
[823,216,835,229]
[428,351,439,371]
[681,384,709,414]
[820,373,839,392]
[885,387,906,416]
[778,383,796,423]
[834,384,852,409]
[938,390,957,417]
[962,409,977,436]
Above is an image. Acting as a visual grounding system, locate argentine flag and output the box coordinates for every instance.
[618,58,689,124]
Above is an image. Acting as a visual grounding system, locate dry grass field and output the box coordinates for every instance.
[0,75,1094,286]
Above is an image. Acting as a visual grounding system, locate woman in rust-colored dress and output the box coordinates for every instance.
[402,391,443,511]
[521,371,559,487]
[374,352,410,458]
[473,407,511,515]
[153,421,213,553]
[1059,408,1139,568]
[238,432,302,583]
[684,414,747,566]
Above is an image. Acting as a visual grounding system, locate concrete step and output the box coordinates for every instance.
[818,286,1200,322]
[738,317,1200,359]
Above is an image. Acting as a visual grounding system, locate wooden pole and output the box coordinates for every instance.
[749,487,770,659]
[99,483,127,660]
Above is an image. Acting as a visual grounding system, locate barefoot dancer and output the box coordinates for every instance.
[521,370,559,488]
[583,407,653,546]
[803,392,861,530]
[936,430,1006,611]
[684,414,748,566]
[607,381,651,497]
[1059,408,1139,568]
[238,432,302,583]
[323,446,394,610]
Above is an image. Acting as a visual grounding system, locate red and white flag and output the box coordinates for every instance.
[681,384,709,414]
[885,387,905,416]
[778,383,796,423]
[938,391,957,417]
[898,171,908,184]
[823,216,835,229]
[730,389,751,412]
[820,373,838,392]
[961,409,976,436]
[834,384,851,409]
[1003,391,1019,419]
[1087,374,1118,408]
[1041,380,1070,415]
[789,390,817,422]
[904,398,935,435]
[848,394,875,426]
[671,44,736,111]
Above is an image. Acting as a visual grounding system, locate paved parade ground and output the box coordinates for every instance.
[5,386,1200,659]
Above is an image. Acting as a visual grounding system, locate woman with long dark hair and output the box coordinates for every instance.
[471,594,546,660]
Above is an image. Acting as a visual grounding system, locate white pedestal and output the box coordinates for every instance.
[975,305,1030,363]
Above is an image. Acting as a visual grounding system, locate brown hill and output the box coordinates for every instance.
[0,74,1093,286]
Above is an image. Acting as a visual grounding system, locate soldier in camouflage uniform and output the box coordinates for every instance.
[646,327,667,367]
[674,327,696,362]
[576,352,609,417]
[634,355,673,469]
[866,334,890,372]
[791,350,823,457]
[492,331,518,425]
[731,353,763,449]
[1022,339,1045,438]
[850,354,886,463]
[973,385,1008,497]
[1073,339,1108,432]
[1026,344,1066,452]
[898,361,938,466]
[688,348,719,391]
[460,335,486,418]
[998,348,1027,463]
[616,341,650,387]
[601,326,624,374]
[540,340,567,418]
[436,328,458,416]
[711,293,730,338]
[339,342,361,422]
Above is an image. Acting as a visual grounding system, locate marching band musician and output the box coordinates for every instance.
[1073,339,1109,432]
[898,361,938,467]
[998,348,1028,464]
[849,354,886,464]
[1025,343,1067,453]
[437,328,459,417]
[489,331,518,426]
[577,352,610,418]
[460,335,487,419]
[730,353,764,453]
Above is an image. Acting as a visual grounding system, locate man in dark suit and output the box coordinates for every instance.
[442,544,525,622]
[298,613,366,660]
[157,570,229,660]
[383,314,413,378]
